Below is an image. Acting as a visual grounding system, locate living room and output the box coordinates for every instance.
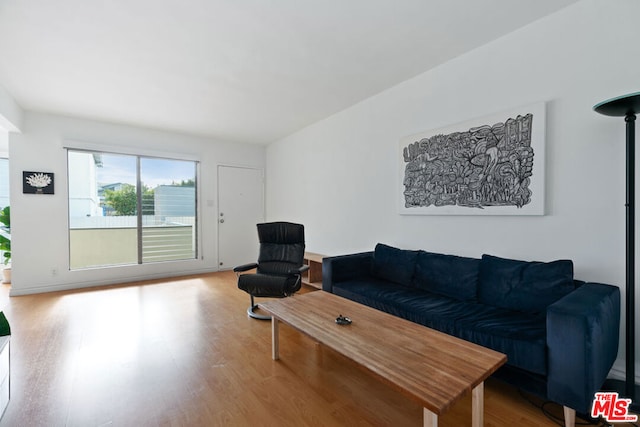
[0,0,638,425]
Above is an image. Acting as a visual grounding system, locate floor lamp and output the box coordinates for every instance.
[594,92,640,411]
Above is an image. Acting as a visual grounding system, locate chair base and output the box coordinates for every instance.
[247,304,272,320]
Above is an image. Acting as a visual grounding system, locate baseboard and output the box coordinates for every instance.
[609,364,626,381]
[607,360,640,384]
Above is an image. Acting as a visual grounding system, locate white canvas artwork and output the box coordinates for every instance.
[399,102,545,215]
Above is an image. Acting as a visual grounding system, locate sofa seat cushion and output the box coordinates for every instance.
[332,278,459,335]
[454,305,547,376]
[332,278,547,376]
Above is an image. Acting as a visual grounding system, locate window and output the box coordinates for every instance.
[0,158,8,266]
[0,158,8,209]
[68,150,198,269]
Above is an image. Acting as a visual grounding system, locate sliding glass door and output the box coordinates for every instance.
[68,150,198,270]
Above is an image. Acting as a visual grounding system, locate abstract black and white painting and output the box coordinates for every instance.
[399,103,545,215]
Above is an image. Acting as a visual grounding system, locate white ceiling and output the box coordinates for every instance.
[0,0,579,144]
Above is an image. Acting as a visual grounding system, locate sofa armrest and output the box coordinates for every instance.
[322,252,373,293]
[546,283,620,414]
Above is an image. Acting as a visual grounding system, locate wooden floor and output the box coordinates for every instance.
[0,272,603,426]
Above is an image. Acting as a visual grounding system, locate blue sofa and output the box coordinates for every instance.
[322,243,620,421]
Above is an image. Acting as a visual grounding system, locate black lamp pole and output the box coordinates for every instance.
[594,92,640,410]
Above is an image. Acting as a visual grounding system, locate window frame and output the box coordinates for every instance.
[66,146,200,270]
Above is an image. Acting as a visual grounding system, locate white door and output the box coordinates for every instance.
[217,165,264,270]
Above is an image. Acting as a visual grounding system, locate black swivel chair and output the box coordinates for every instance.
[234,222,309,320]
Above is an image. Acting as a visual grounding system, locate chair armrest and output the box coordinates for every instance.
[298,265,310,274]
[286,265,309,275]
[233,263,258,273]
[322,252,373,292]
[546,283,620,414]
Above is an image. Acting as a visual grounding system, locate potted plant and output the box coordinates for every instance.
[0,206,10,284]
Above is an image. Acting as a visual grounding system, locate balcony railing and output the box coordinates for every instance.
[69,225,194,269]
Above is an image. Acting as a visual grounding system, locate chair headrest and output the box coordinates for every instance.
[257,222,304,244]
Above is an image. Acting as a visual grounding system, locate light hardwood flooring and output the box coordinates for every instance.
[0,272,608,426]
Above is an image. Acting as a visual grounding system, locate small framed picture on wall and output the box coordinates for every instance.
[23,171,54,194]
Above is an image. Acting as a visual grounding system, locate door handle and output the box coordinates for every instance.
[220,219,225,223]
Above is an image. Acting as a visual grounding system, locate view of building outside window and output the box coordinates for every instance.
[68,150,197,269]
[0,158,8,210]
[0,158,8,268]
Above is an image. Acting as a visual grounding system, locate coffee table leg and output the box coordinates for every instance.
[423,408,437,427]
[272,317,280,360]
[472,382,484,427]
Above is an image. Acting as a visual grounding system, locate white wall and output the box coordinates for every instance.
[266,0,638,380]
[9,111,265,295]
[0,84,23,133]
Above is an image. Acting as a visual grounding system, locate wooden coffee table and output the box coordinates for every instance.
[260,291,506,427]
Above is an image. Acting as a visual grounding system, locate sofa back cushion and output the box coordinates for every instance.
[373,243,418,287]
[413,251,479,301]
[478,254,575,313]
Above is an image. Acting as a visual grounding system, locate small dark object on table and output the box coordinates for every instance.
[336,314,352,325]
